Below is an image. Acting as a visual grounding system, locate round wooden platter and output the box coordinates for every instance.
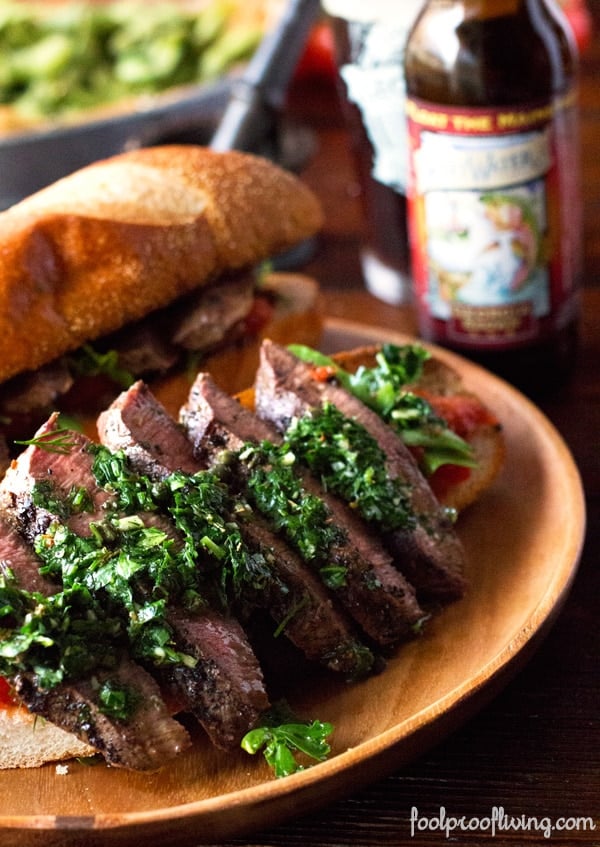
[0,320,586,847]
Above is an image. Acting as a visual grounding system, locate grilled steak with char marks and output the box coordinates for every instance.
[13,656,190,771]
[181,372,427,647]
[254,341,467,603]
[99,381,376,677]
[0,414,270,751]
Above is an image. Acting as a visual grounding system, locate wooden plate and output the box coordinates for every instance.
[0,320,586,847]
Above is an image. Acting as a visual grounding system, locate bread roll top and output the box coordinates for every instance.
[0,146,323,383]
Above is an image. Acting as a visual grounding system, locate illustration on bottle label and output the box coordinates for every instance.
[406,95,581,349]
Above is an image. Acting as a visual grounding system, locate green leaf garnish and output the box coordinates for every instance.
[289,343,476,475]
[241,702,334,778]
[68,344,135,389]
[14,427,80,455]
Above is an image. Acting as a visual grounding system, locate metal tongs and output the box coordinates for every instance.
[210,0,321,153]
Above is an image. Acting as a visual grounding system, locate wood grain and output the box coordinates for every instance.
[0,323,586,846]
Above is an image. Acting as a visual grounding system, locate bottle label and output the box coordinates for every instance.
[336,2,424,194]
[406,94,581,350]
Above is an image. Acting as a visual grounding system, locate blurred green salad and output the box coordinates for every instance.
[0,0,264,124]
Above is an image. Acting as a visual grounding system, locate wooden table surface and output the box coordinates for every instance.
[216,8,600,847]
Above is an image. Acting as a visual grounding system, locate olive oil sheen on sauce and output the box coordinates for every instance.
[404,0,582,395]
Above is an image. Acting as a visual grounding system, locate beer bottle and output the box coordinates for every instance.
[404,0,582,394]
[323,1,425,305]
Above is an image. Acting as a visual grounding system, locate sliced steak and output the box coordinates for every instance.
[0,517,190,770]
[0,359,74,419]
[181,372,276,455]
[182,373,427,647]
[97,380,199,478]
[0,513,54,596]
[13,656,190,771]
[163,607,269,749]
[254,341,467,603]
[169,271,255,352]
[0,414,270,749]
[108,321,179,376]
[0,413,114,541]
[100,382,376,677]
[235,515,375,674]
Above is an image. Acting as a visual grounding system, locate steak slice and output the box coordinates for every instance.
[0,414,270,750]
[0,516,190,770]
[254,341,467,603]
[169,271,256,352]
[182,373,427,647]
[13,656,190,771]
[100,382,376,677]
[163,606,269,749]
[97,380,199,478]
[0,513,54,596]
[0,414,115,542]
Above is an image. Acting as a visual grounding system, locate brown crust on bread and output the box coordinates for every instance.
[0,146,323,384]
[331,344,505,512]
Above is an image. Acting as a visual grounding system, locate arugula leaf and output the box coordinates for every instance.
[241,702,334,778]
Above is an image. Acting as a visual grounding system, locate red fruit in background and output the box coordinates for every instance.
[560,0,593,53]
[294,22,337,82]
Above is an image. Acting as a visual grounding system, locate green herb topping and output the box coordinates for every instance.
[238,441,345,563]
[282,401,415,533]
[289,343,476,475]
[0,574,122,690]
[241,701,334,778]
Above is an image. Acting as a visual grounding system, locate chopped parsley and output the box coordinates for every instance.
[91,446,274,603]
[289,343,476,475]
[0,574,122,690]
[237,441,345,563]
[241,701,333,778]
[97,678,142,722]
[282,402,415,533]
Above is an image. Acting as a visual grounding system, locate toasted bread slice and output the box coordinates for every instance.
[0,704,95,770]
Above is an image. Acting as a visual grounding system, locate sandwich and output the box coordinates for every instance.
[0,147,504,774]
[0,143,324,467]
[0,338,504,773]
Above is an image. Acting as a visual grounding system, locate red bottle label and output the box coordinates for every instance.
[406,93,581,350]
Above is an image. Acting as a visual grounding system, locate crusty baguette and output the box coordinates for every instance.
[331,345,505,512]
[0,704,95,769]
[0,145,323,385]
